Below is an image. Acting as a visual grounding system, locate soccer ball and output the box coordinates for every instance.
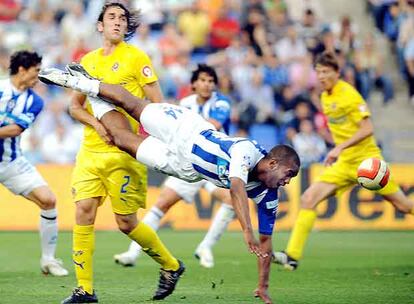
[357,158,390,190]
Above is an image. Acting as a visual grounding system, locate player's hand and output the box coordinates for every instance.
[254,288,273,304]
[243,232,268,258]
[324,146,342,166]
[94,121,113,145]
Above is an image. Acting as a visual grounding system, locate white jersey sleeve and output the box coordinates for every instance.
[228,141,264,184]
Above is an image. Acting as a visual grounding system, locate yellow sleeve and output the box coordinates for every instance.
[347,89,371,124]
[135,52,158,87]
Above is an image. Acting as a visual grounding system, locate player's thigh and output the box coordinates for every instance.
[71,151,107,204]
[1,157,48,198]
[210,186,231,205]
[105,155,147,215]
[381,188,413,213]
[301,182,338,209]
[316,160,357,198]
[162,176,204,205]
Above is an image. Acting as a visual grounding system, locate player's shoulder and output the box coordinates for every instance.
[179,94,197,106]
[213,92,231,108]
[27,88,44,104]
[80,49,101,65]
[122,43,151,60]
[0,78,9,91]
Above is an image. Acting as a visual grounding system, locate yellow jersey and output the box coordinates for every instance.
[80,41,158,152]
[321,80,381,162]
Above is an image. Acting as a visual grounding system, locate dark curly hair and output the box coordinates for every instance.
[191,64,218,85]
[9,50,42,75]
[98,1,140,41]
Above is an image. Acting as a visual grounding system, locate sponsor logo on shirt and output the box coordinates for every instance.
[111,62,119,72]
[266,199,279,210]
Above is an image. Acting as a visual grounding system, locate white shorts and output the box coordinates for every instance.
[0,156,47,196]
[164,176,218,203]
[89,96,116,119]
[136,103,214,182]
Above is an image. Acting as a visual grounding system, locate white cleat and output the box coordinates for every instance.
[113,251,137,267]
[38,68,73,88]
[194,246,214,268]
[40,258,69,276]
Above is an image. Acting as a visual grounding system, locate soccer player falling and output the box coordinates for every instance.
[39,63,301,304]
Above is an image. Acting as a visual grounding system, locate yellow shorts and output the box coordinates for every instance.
[71,149,147,214]
[317,155,400,196]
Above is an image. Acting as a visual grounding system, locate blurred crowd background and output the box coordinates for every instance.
[0,0,413,167]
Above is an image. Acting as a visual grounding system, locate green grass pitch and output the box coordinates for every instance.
[0,231,413,304]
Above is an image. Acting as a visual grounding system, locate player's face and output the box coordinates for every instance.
[99,6,128,43]
[315,64,339,91]
[193,72,216,100]
[20,64,41,89]
[263,160,298,188]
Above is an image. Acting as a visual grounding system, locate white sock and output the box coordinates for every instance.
[68,75,100,97]
[198,203,235,249]
[127,206,165,258]
[39,208,58,261]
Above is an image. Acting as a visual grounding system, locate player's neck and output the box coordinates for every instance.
[102,40,122,56]
[10,75,27,92]
[196,94,211,104]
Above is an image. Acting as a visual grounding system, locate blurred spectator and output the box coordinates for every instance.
[383,1,405,42]
[331,15,358,56]
[158,23,192,66]
[292,119,327,168]
[286,101,314,141]
[177,1,211,52]
[132,0,165,30]
[60,1,94,48]
[297,8,323,50]
[274,25,307,65]
[262,53,290,93]
[243,7,269,56]
[354,33,394,104]
[289,52,318,95]
[40,120,81,164]
[29,10,60,54]
[237,68,277,135]
[404,28,414,104]
[286,0,325,22]
[71,38,91,63]
[210,5,240,51]
[267,7,293,44]
[0,0,22,22]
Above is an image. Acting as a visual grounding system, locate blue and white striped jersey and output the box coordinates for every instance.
[0,79,44,163]
[190,129,279,234]
[180,92,231,134]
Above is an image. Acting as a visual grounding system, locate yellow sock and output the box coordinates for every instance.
[286,209,317,260]
[73,224,94,294]
[129,222,179,271]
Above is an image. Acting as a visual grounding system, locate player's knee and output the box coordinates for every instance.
[39,193,57,210]
[117,221,135,234]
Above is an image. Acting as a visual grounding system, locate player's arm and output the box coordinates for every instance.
[229,177,261,256]
[69,91,113,144]
[142,81,163,103]
[325,117,373,165]
[255,234,273,304]
[0,124,23,138]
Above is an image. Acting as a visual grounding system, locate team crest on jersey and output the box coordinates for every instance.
[359,104,367,112]
[142,65,153,77]
[111,62,119,71]
[6,100,16,112]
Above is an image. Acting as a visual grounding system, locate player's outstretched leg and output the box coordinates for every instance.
[153,260,186,300]
[61,287,98,304]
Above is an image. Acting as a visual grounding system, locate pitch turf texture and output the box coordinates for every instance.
[0,231,412,304]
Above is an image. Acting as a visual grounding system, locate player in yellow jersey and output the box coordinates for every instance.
[273,52,414,271]
[62,2,184,303]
